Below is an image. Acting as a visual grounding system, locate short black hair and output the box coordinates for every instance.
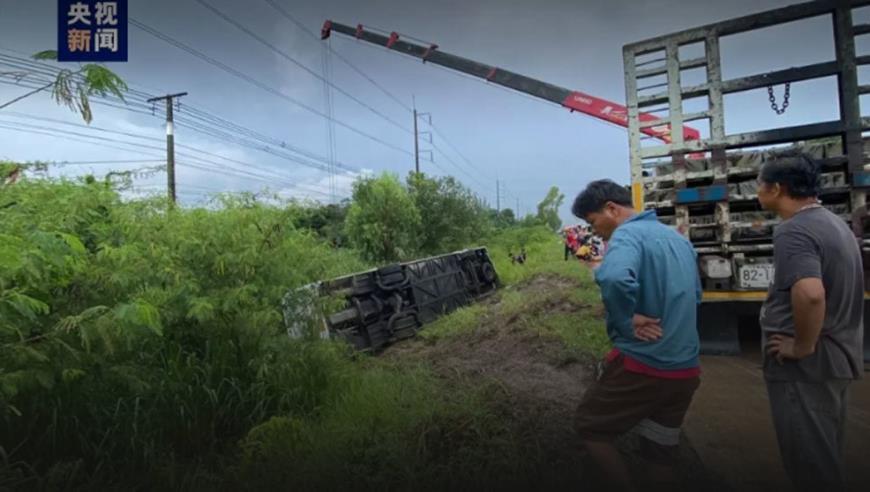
[571,179,633,219]
[759,153,821,198]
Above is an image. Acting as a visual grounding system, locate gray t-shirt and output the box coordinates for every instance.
[760,206,864,381]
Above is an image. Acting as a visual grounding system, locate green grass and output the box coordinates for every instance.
[537,313,610,358]
[421,236,610,359]
[232,228,613,490]
[419,302,487,342]
[233,360,531,490]
[0,176,613,490]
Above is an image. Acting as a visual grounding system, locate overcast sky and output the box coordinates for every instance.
[0,0,860,222]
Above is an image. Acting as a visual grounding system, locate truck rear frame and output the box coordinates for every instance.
[623,0,870,358]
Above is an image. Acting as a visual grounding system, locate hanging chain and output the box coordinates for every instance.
[767,83,790,115]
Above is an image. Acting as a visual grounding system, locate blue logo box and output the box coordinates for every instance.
[58,0,128,62]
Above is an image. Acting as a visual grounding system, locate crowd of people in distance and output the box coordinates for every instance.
[562,224,605,262]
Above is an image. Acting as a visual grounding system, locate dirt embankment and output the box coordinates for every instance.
[385,273,715,490]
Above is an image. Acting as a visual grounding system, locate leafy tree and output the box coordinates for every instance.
[498,208,516,225]
[486,208,517,229]
[0,177,369,488]
[536,186,564,231]
[406,173,489,254]
[345,173,421,262]
[0,174,582,489]
[518,214,544,228]
[0,50,127,123]
[293,201,349,247]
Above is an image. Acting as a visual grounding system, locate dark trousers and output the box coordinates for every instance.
[766,378,850,492]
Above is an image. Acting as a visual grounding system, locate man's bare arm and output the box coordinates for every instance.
[790,277,826,357]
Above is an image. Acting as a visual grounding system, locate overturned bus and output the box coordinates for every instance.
[283,247,498,351]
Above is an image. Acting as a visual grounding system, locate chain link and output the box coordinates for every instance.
[767,83,790,115]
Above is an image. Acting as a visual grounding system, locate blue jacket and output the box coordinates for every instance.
[594,210,701,370]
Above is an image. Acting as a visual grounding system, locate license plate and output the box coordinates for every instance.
[737,264,774,289]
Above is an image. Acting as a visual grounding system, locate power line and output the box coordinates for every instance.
[0,120,169,158]
[0,120,348,199]
[178,161,346,199]
[1,53,498,203]
[322,37,337,202]
[42,159,166,165]
[421,58,640,139]
[129,18,414,157]
[332,35,565,112]
[265,35,503,197]
[330,34,635,149]
[428,143,491,196]
[0,54,403,201]
[0,52,364,173]
[260,0,414,113]
[94,94,356,175]
[0,111,353,193]
[286,26,498,190]
[191,0,411,134]
[427,123,494,183]
[0,52,491,203]
[0,78,354,199]
[0,65,362,176]
[137,182,256,194]
[317,40,542,206]
[0,112,483,205]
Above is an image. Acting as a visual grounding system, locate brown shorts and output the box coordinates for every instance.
[574,354,700,463]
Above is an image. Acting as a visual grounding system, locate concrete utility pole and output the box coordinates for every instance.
[147,92,188,204]
[412,96,433,174]
[413,107,420,174]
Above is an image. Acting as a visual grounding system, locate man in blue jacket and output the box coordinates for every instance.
[571,180,701,490]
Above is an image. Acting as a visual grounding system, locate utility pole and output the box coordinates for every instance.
[412,96,432,174]
[147,92,187,205]
[496,179,500,213]
[516,198,520,217]
[413,107,420,174]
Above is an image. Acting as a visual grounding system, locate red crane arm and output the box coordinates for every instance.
[322,21,700,144]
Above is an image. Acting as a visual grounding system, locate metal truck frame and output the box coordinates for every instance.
[623,0,870,358]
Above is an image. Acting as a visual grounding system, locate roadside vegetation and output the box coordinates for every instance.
[0,164,611,490]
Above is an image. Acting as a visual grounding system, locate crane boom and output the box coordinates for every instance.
[322,21,700,145]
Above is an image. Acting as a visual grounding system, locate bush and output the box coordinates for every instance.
[0,178,370,488]
[407,172,490,254]
[344,173,421,262]
[0,174,587,490]
[234,362,529,491]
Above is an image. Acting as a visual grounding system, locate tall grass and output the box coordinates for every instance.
[1,180,370,489]
[0,178,601,490]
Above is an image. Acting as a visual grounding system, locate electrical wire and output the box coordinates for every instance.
[191,0,411,134]
[129,18,414,157]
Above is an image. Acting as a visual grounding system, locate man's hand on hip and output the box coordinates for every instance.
[633,314,662,342]
[766,334,815,364]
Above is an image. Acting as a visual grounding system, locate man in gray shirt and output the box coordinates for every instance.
[757,153,864,491]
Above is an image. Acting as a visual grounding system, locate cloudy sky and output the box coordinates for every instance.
[0,0,861,222]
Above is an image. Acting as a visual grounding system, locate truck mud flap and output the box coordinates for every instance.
[282,247,499,351]
[698,303,741,356]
